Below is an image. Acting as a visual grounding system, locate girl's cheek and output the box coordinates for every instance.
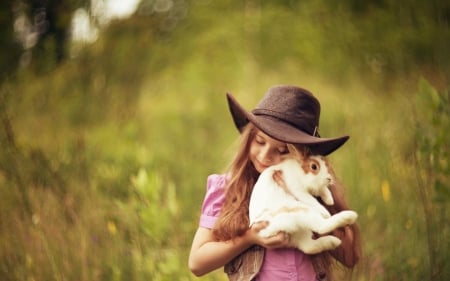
[273,156,282,165]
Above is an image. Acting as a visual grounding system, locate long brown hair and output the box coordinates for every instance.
[312,172,362,280]
[212,123,259,241]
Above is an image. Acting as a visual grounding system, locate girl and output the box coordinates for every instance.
[189,85,361,280]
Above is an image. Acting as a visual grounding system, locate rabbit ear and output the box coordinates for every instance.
[272,169,285,187]
[272,164,302,201]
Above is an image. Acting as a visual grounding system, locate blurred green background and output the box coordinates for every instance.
[0,0,449,280]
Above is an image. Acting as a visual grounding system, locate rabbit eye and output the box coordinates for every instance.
[311,163,318,171]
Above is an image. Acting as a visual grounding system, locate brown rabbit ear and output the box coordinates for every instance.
[287,144,310,160]
[272,170,285,187]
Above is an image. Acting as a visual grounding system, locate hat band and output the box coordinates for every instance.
[312,126,320,137]
[252,111,318,137]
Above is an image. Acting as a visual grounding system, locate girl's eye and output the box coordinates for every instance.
[255,137,265,145]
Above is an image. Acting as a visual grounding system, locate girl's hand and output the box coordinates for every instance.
[246,221,291,249]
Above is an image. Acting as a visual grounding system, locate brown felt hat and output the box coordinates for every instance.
[226,85,349,156]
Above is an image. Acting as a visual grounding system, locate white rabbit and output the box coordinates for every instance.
[249,155,358,254]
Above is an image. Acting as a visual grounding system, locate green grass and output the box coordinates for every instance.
[0,2,449,280]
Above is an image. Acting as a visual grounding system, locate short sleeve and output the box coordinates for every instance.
[199,174,228,229]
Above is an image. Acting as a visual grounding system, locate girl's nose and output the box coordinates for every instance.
[259,147,273,164]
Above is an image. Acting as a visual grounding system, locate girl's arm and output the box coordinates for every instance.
[188,227,252,276]
[189,222,290,276]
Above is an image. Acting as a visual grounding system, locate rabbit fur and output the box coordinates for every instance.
[249,155,358,254]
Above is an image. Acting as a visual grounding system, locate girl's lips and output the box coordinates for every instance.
[255,160,269,172]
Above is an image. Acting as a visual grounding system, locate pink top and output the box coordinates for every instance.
[199,174,317,281]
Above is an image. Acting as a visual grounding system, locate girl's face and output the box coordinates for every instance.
[249,129,289,173]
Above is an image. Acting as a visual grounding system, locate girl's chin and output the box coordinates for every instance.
[254,163,269,173]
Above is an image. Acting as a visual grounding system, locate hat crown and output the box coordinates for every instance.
[252,86,321,136]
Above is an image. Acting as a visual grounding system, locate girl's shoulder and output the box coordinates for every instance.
[206,173,229,191]
[204,173,229,202]
[199,174,229,227]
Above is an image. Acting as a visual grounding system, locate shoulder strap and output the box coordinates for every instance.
[224,245,265,281]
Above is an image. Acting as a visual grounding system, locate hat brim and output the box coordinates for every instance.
[226,92,349,156]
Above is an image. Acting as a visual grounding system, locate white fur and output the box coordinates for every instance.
[249,156,358,254]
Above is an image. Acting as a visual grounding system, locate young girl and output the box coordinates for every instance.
[189,85,361,280]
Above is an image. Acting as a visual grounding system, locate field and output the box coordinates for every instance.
[0,1,449,280]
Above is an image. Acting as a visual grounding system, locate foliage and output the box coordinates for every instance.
[0,0,22,80]
[0,0,449,280]
[412,79,450,279]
